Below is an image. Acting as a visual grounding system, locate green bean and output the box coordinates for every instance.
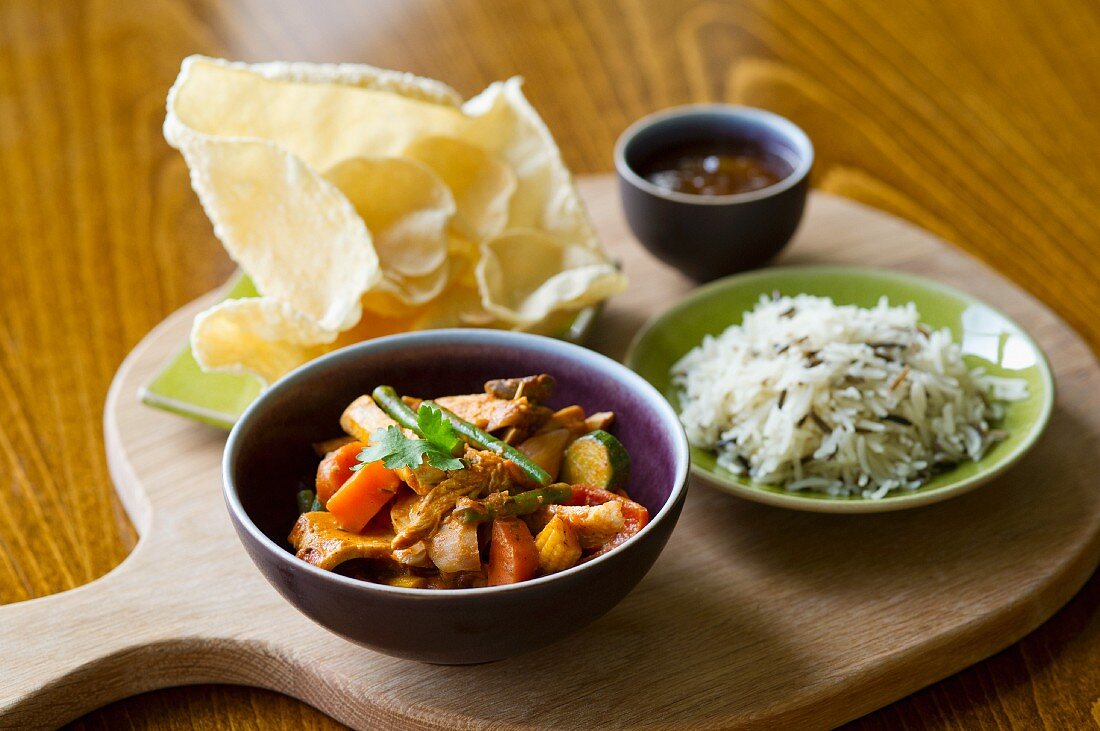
[372,385,551,485]
[422,400,551,486]
[455,506,491,524]
[456,484,573,524]
[507,483,572,514]
[296,489,315,514]
[371,386,422,433]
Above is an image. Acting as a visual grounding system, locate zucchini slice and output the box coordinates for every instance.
[560,430,630,490]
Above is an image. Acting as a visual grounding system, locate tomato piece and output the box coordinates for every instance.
[567,485,650,557]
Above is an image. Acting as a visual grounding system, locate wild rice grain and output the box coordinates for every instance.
[671,294,1027,499]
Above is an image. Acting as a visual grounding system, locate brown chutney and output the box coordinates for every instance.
[639,140,794,196]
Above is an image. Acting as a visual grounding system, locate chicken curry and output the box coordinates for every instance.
[289,374,649,589]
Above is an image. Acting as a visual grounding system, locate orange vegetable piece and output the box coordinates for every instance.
[315,442,365,503]
[326,459,402,533]
[487,517,539,586]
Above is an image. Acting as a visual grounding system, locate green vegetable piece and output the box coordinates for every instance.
[456,506,492,525]
[359,425,465,472]
[296,489,315,514]
[422,400,551,486]
[504,484,573,516]
[456,484,573,524]
[371,384,550,484]
[560,430,631,490]
[310,495,326,512]
[416,402,463,456]
[371,386,421,432]
[365,386,466,471]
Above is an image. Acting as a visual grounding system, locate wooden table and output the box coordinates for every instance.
[1,1,1097,728]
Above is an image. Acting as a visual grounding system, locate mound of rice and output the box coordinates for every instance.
[672,294,1027,499]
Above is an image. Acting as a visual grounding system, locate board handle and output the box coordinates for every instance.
[0,533,188,728]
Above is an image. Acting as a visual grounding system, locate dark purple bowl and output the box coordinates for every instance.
[223,330,690,664]
[615,104,813,281]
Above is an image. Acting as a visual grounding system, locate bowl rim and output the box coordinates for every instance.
[614,103,815,206]
[624,264,1056,514]
[223,328,691,597]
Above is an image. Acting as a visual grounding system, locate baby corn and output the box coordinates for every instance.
[534,515,582,574]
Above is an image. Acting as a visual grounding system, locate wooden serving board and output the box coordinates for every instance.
[2,175,1099,730]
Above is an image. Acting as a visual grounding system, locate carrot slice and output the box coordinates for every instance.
[326,459,402,533]
[487,517,539,586]
[315,442,365,503]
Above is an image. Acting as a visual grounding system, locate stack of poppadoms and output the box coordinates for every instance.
[164,56,626,383]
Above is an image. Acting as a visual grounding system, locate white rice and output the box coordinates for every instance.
[671,294,1027,499]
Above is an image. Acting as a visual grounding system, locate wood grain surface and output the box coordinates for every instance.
[0,0,1097,728]
[2,178,1098,731]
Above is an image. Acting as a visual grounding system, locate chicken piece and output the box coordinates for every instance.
[534,515,582,574]
[389,490,420,536]
[537,405,588,437]
[392,540,432,568]
[395,463,447,496]
[391,449,516,549]
[289,512,394,570]
[340,395,402,443]
[427,516,481,573]
[484,374,556,404]
[583,411,615,432]
[538,408,616,437]
[546,501,624,549]
[455,448,516,493]
[500,409,554,445]
[391,483,467,550]
[434,393,547,433]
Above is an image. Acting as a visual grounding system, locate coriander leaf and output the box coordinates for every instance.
[358,426,430,470]
[357,424,464,472]
[425,450,465,471]
[417,403,462,455]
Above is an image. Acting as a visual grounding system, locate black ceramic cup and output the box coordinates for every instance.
[615,105,813,281]
[223,329,689,664]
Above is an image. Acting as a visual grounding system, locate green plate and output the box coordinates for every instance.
[625,265,1054,513]
[140,274,602,430]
